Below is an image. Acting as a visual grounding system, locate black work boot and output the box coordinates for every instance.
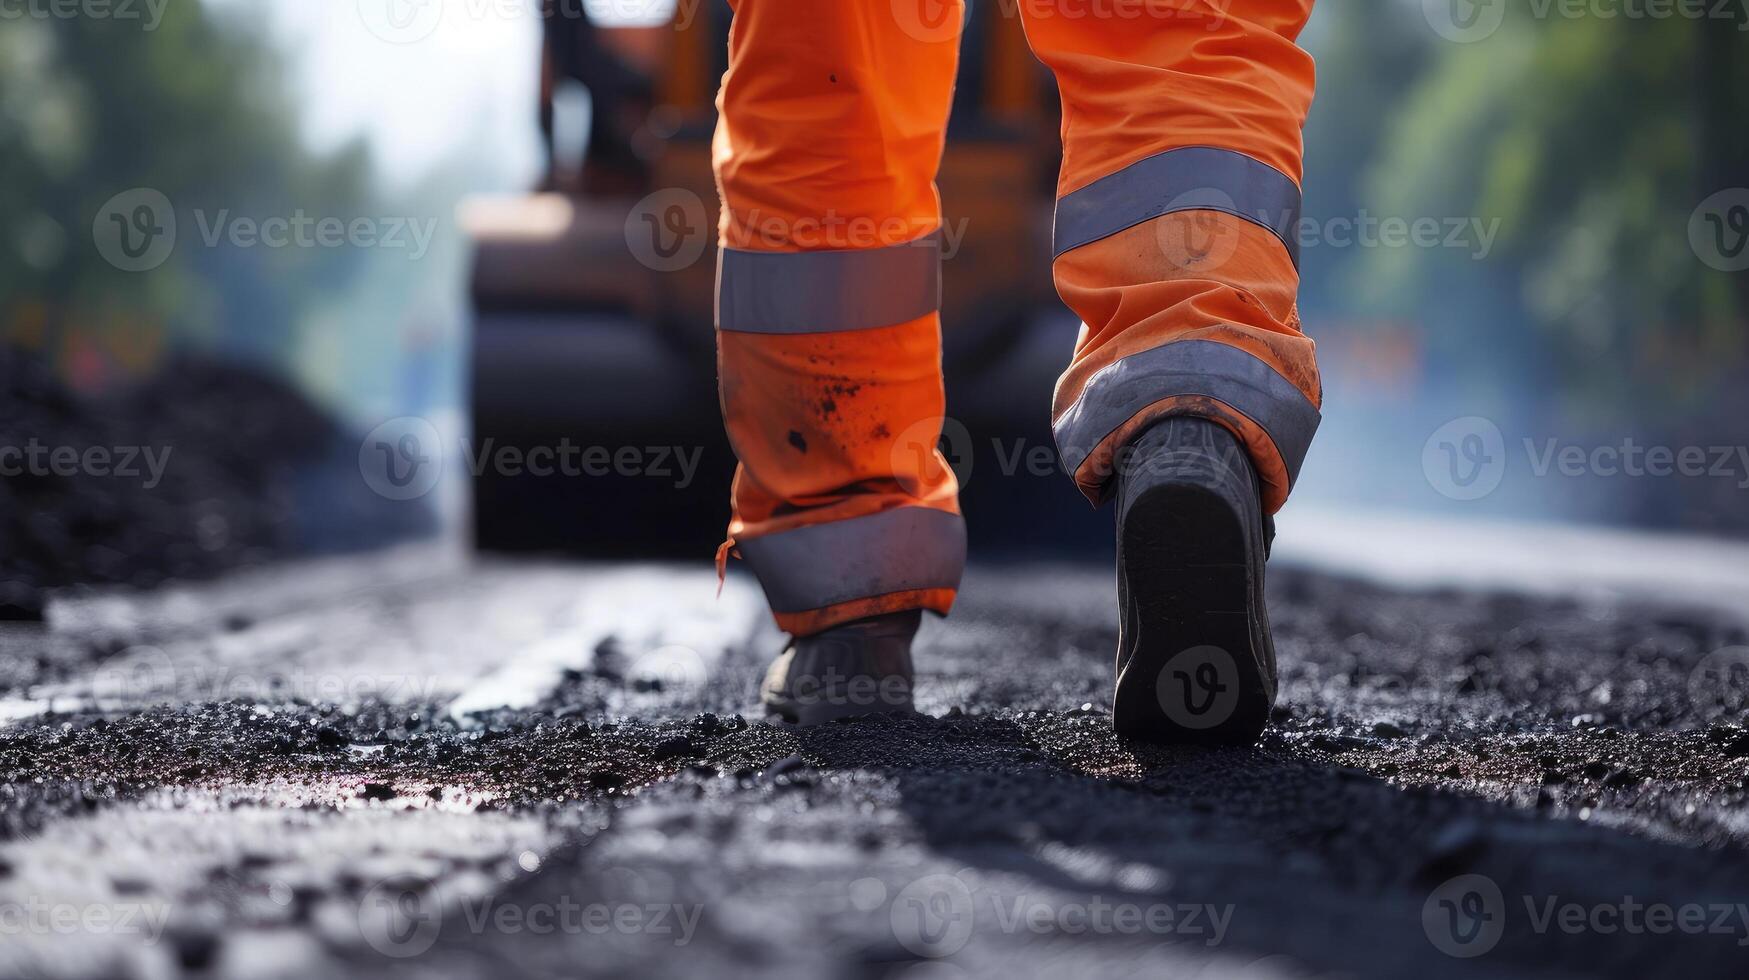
[1112,417,1277,745]
[760,610,920,725]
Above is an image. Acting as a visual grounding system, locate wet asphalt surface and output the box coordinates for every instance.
[2,548,1749,979]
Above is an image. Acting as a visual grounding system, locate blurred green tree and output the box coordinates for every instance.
[0,3,371,388]
[1354,8,1749,416]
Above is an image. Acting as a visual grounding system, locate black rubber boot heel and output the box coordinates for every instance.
[1113,418,1276,745]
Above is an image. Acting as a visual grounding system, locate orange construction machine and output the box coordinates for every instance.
[465,1,1074,555]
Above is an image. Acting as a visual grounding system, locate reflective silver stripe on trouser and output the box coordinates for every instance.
[737,507,967,614]
[1052,146,1303,267]
[716,231,942,333]
[1054,340,1321,491]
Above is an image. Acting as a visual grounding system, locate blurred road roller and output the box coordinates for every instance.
[465,0,1060,556]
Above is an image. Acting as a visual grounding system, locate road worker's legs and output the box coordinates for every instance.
[1021,1,1323,513]
[713,0,966,637]
[1015,1,1321,744]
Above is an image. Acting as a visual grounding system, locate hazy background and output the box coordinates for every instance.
[3,0,1746,596]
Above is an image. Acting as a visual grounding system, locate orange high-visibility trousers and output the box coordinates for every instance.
[714,0,1321,636]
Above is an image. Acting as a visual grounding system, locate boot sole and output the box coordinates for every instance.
[1114,478,1274,745]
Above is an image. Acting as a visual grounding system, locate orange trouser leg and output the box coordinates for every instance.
[712,0,966,636]
[1020,1,1323,513]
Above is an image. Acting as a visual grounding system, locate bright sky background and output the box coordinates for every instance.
[204,0,567,187]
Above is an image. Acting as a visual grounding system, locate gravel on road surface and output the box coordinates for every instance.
[2,551,1747,979]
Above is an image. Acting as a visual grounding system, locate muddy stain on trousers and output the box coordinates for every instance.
[714,0,1321,635]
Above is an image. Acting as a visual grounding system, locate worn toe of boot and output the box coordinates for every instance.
[760,610,920,726]
[1112,417,1277,745]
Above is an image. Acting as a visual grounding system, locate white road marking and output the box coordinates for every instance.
[4,558,764,730]
[444,567,765,723]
